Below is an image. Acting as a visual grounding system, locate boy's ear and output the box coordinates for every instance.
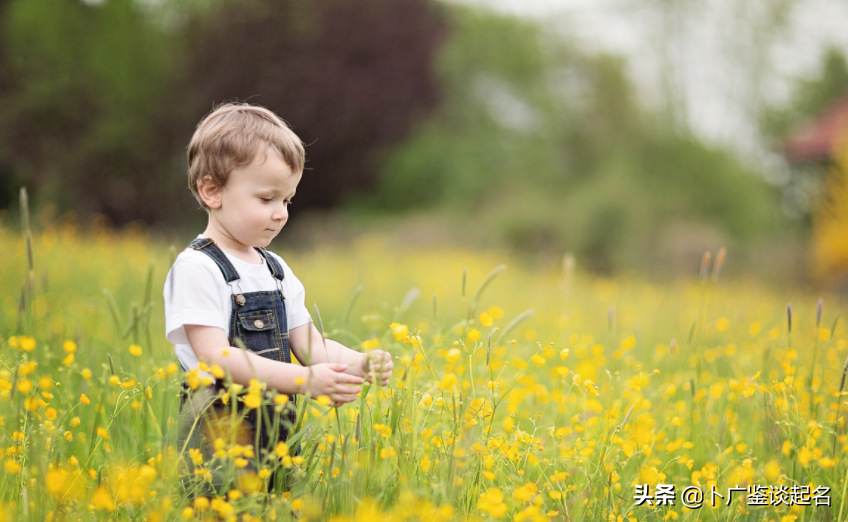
[197,175,223,209]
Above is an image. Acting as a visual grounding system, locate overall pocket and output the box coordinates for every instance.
[234,309,281,358]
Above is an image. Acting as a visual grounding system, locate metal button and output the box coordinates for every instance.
[254,319,264,329]
[234,294,246,306]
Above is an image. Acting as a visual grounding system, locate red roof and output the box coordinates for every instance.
[784,93,848,163]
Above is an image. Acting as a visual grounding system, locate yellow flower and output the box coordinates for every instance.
[445,348,461,363]
[315,395,331,406]
[274,394,289,405]
[243,392,261,409]
[275,442,290,458]
[194,497,210,512]
[489,306,503,318]
[4,459,21,474]
[108,375,120,386]
[531,354,546,366]
[63,340,77,353]
[181,507,194,520]
[361,338,380,351]
[716,317,729,332]
[467,329,481,341]
[80,393,90,405]
[19,361,38,376]
[129,345,142,356]
[81,368,92,380]
[70,416,80,427]
[17,379,32,394]
[291,499,303,510]
[96,427,110,440]
[390,323,409,341]
[480,312,493,327]
[61,353,74,366]
[749,322,761,336]
[234,458,248,468]
[19,336,36,352]
[91,486,115,511]
[64,431,73,442]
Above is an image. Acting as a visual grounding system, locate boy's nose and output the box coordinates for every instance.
[272,204,288,221]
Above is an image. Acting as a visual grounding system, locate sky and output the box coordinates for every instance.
[445,0,848,163]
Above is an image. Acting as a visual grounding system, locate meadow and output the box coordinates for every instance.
[1,212,847,522]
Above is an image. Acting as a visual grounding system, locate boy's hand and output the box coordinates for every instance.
[301,363,363,406]
[360,350,393,386]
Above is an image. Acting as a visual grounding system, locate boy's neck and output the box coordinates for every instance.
[202,221,264,265]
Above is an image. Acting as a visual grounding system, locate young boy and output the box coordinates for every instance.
[164,102,392,476]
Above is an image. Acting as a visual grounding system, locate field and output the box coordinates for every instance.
[1,217,847,522]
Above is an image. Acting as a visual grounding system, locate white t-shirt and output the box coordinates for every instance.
[163,235,312,379]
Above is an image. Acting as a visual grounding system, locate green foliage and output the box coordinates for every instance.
[367,6,779,272]
[762,48,848,141]
[0,0,183,222]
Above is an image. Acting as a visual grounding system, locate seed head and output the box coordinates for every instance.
[713,247,726,278]
[700,251,711,280]
[787,303,793,334]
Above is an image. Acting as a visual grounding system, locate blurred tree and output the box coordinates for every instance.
[0,0,446,224]
[0,0,183,224]
[175,0,446,209]
[365,7,778,273]
[762,48,848,143]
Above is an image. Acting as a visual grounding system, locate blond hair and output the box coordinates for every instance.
[187,102,305,209]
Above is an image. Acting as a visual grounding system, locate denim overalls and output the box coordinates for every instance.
[177,237,297,483]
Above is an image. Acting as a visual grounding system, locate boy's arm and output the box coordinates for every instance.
[184,324,363,402]
[289,322,393,385]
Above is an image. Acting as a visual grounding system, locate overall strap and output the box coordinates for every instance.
[256,247,285,282]
[189,238,240,283]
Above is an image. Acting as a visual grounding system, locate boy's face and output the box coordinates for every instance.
[203,145,301,249]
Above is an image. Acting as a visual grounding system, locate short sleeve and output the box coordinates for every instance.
[163,253,228,344]
[274,253,312,329]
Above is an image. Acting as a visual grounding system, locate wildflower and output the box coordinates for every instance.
[129,345,142,356]
[243,392,261,409]
[361,338,380,351]
[418,393,433,408]
[108,375,120,386]
[478,487,507,517]
[96,427,110,440]
[17,379,32,394]
[19,361,37,376]
[275,442,290,458]
[19,336,36,352]
[91,486,115,511]
[489,306,503,318]
[274,394,288,405]
[194,497,210,511]
[390,323,409,341]
[531,354,546,366]
[716,317,729,332]
[4,459,21,474]
[315,395,331,406]
[63,340,77,353]
[62,353,74,366]
[445,348,461,363]
[373,424,392,438]
[80,393,90,405]
[480,312,493,327]
[468,329,481,341]
[81,368,92,380]
[181,507,194,520]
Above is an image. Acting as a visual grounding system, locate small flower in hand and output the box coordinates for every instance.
[361,350,393,386]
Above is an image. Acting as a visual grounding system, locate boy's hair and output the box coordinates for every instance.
[187,102,306,210]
